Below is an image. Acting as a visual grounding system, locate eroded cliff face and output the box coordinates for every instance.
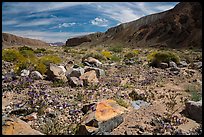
[2,33,49,48]
[65,2,202,49]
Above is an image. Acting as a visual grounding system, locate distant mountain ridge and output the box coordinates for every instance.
[65,2,202,49]
[2,33,49,48]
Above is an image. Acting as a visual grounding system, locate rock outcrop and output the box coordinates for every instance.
[65,36,91,47]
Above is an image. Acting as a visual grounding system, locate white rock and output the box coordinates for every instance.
[21,69,30,77]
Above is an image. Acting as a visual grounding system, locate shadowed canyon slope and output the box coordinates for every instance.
[66,2,202,49]
[2,33,49,48]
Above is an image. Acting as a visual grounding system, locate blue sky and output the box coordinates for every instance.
[2,2,178,43]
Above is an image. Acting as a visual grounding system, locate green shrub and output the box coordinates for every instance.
[147,51,180,67]
[2,49,23,62]
[82,52,107,62]
[115,98,129,108]
[108,44,123,53]
[20,49,35,58]
[110,54,121,62]
[101,51,112,59]
[35,62,47,74]
[18,46,34,52]
[124,50,139,59]
[39,55,62,66]
[34,48,46,54]
[185,84,201,101]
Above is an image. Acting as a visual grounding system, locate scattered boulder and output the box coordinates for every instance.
[84,66,105,78]
[46,63,67,82]
[76,99,127,135]
[66,67,85,78]
[30,71,43,80]
[159,62,169,69]
[124,59,135,65]
[79,70,99,86]
[178,61,188,68]
[131,100,150,110]
[68,77,83,87]
[83,57,102,68]
[2,116,44,135]
[183,100,202,123]
[20,69,30,77]
[169,61,180,71]
[58,66,67,73]
[193,62,202,69]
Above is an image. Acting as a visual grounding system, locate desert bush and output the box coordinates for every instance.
[124,50,139,59]
[185,84,201,101]
[2,49,24,62]
[34,48,46,54]
[101,51,112,59]
[18,46,34,52]
[20,49,35,58]
[110,54,121,62]
[35,62,47,75]
[115,98,129,108]
[39,55,62,66]
[147,51,180,67]
[108,44,123,53]
[82,52,107,62]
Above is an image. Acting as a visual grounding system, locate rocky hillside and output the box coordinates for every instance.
[2,33,49,48]
[65,2,202,49]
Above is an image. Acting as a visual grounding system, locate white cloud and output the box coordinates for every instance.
[91,17,109,27]
[3,2,95,15]
[3,30,94,43]
[91,2,177,23]
[59,22,76,28]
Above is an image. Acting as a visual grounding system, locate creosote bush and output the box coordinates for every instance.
[147,51,180,67]
[110,54,121,62]
[101,50,112,59]
[108,44,123,53]
[124,50,139,59]
[82,52,107,62]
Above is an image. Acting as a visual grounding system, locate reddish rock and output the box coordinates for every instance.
[2,117,44,135]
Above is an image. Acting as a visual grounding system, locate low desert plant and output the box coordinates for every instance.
[110,54,121,62]
[108,44,123,53]
[115,98,129,108]
[2,49,24,62]
[124,50,139,59]
[185,84,201,101]
[101,50,112,59]
[82,52,107,62]
[34,48,46,54]
[147,51,180,67]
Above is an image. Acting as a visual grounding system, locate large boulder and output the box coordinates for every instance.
[76,99,127,135]
[66,67,85,78]
[2,117,44,135]
[46,64,67,82]
[79,70,99,86]
[183,100,202,123]
[20,69,30,77]
[83,57,102,68]
[84,66,105,78]
[30,71,43,80]
[68,77,83,87]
